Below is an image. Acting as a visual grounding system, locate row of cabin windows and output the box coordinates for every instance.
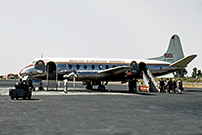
[65,64,118,70]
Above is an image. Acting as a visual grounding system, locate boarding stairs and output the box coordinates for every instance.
[141,70,160,93]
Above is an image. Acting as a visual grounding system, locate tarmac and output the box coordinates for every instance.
[0,80,202,135]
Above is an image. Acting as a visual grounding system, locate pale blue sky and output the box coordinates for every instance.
[0,0,201,76]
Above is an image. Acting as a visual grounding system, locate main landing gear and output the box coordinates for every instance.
[86,81,108,91]
[86,84,92,90]
[86,84,106,91]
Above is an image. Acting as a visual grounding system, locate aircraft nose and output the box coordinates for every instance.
[19,64,34,76]
[19,69,23,76]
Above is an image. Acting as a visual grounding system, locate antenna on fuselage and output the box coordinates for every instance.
[41,54,43,58]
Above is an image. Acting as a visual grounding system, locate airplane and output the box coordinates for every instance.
[19,34,197,92]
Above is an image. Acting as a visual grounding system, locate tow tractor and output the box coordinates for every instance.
[9,76,35,100]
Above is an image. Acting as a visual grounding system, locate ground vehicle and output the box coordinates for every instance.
[9,76,34,100]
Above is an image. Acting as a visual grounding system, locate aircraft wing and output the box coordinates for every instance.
[170,54,197,67]
[98,66,131,75]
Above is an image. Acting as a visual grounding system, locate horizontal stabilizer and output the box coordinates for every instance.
[170,54,197,67]
[98,66,131,75]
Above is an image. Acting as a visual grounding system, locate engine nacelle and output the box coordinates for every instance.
[34,60,45,74]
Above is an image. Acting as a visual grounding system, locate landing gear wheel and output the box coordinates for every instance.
[98,85,105,91]
[86,84,92,90]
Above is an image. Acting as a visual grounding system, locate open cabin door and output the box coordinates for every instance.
[46,62,58,90]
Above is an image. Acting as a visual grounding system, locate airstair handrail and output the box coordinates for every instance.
[142,71,149,86]
[147,70,160,92]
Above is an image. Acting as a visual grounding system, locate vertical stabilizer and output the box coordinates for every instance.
[148,35,184,63]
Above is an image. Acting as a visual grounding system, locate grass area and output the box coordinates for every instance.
[181,77,202,83]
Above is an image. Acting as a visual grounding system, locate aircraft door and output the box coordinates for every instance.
[130,61,139,74]
[139,62,147,72]
[139,62,147,77]
[46,62,57,80]
[46,62,57,74]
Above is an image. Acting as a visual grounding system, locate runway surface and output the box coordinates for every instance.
[0,80,202,135]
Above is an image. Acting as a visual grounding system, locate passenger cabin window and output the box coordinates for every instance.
[76,64,80,70]
[112,65,116,68]
[91,65,95,70]
[68,64,72,69]
[105,65,109,69]
[84,64,87,70]
[99,65,102,70]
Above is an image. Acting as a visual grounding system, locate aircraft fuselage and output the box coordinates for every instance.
[19,58,182,82]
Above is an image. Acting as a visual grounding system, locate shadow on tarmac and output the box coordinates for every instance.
[186,90,202,92]
[91,89,157,96]
[11,98,40,101]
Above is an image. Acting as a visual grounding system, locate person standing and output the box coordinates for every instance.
[159,78,165,93]
[172,79,177,93]
[167,78,173,93]
[164,79,169,93]
[18,78,23,86]
[177,79,183,94]
[128,78,138,93]
[63,79,68,93]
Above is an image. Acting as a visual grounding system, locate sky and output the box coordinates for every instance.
[0,0,202,76]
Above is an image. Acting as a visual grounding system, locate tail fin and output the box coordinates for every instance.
[148,35,184,63]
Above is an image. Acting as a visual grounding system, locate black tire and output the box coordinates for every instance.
[86,84,92,90]
[16,96,19,100]
[98,85,105,91]
[11,96,14,100]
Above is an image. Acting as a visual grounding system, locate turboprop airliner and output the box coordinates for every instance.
[19,35,197,92]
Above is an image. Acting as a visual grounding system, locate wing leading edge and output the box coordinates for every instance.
[98,66,131,75]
